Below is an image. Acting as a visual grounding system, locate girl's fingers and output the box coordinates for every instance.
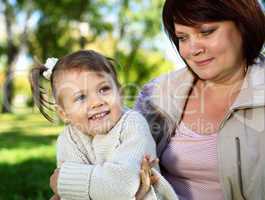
[144,155,151,162]
[150,175,159,185]
[140,170,150,192]
[141,157,149,171]
[142,156,159,169]
[150,158,159,166]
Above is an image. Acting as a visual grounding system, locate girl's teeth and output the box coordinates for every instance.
[91,112,107,120]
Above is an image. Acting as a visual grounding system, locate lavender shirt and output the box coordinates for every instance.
[160,122,224,200]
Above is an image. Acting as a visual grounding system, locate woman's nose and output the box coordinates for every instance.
[189,38,205,56]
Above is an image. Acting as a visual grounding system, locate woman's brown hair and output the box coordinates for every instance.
[29,50,121,122]
[162,0,265,66]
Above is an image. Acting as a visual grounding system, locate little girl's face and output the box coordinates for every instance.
[56,70,123,136]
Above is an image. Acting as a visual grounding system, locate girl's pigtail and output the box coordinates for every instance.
[29,65,55,122]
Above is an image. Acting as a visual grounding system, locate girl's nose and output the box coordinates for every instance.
[88,94,104,109]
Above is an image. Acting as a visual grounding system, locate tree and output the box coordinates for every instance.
[0,0,33,112]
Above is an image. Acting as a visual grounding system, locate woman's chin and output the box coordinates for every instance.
[196,72,217,81]
[193,68,220,81]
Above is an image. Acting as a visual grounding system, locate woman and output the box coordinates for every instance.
[135,0,265,199]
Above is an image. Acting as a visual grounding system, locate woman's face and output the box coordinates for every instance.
[174,21,246,82]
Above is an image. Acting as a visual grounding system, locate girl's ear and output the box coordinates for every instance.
[55,105,70,123]
[118,87,124,106]
[119,86,124,99]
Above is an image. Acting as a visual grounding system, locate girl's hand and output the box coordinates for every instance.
[50,168,60,195]
[135,155,159,200]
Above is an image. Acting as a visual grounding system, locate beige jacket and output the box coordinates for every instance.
[135,59,265,200]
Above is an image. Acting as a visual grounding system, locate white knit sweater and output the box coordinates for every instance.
[56,109,178,200]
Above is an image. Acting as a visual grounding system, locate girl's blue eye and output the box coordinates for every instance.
[75,94,86,102]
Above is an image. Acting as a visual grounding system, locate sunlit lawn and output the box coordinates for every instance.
[0,108,63,200]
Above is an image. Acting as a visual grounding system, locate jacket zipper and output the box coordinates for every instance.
[235,137,247,200]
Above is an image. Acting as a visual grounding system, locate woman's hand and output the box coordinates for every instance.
[50,168,60,195]
[136,155,159,200]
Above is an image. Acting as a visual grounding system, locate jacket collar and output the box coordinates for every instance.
[150,67,194,124]
[150,61,265,123]
[231,62,265,110]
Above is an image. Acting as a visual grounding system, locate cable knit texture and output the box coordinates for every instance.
[57,109,178,200]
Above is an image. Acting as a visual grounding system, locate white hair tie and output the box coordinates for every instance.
[42,57,59,80]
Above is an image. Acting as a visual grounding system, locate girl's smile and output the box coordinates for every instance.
[56,70,123,136]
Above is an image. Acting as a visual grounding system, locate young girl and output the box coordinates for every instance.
[29,50,178,200]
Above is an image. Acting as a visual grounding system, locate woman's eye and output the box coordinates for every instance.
[201,28,216,36]
[177,35,187,42]
[75,94,86,102]
[99,86,111,94]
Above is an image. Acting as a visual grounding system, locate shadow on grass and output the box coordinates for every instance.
[0,158,56,200]
[0,127,57,150]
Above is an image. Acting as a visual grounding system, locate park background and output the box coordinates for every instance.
[0,0,264,199]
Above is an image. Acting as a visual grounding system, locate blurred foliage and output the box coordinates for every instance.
[0,0,174,112]
[26,0,114,60]
[14,73,31,96]
[0,70,4,85]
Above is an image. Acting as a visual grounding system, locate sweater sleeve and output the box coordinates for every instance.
[56,132,93,200]
[56,131,86,168]
[57,111,158,200]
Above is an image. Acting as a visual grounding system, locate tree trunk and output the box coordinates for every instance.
[1,0,30,113]
[124,39,141,84]
[1,0,19,113]
[1,44,18,113]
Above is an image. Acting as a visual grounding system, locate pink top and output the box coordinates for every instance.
[160,122,224,200]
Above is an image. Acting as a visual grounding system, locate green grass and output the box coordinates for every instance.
[0,109,63,200]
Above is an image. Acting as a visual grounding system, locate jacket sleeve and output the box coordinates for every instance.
[57,111,158,200]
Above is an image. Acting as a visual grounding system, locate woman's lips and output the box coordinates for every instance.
[194,58,214,67]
